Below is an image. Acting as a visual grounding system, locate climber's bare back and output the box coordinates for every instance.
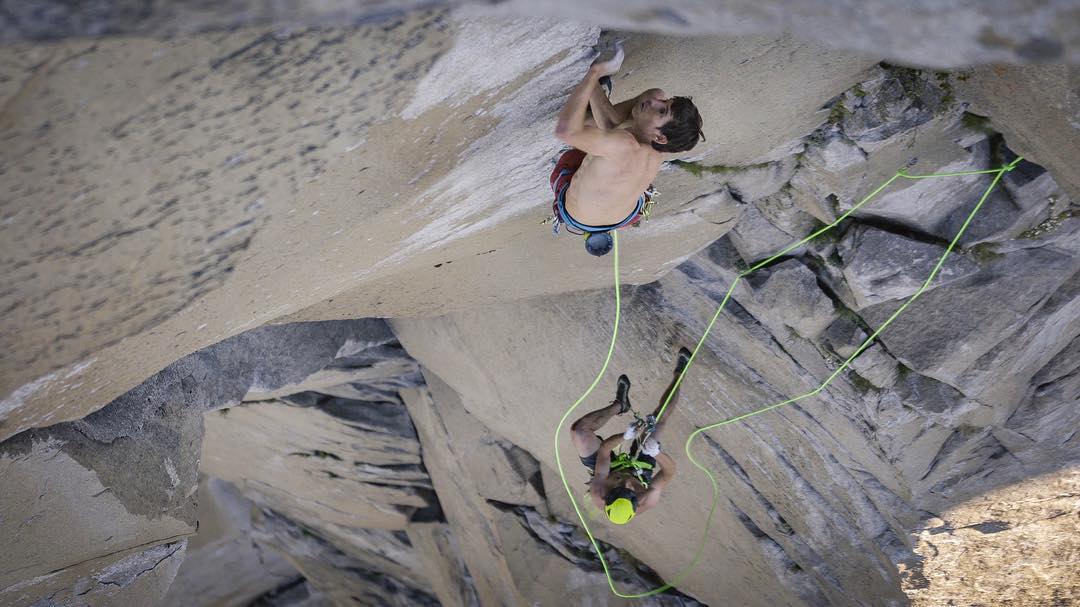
[564,133,664,226]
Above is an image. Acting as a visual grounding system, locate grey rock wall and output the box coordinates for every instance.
[0,319,414,606]
[3,1,1080,67]
[1,6,1078,607]
[390,67,1080,605]
[160,477,302,607]
[0,12,459,439]
[2,11,884,441]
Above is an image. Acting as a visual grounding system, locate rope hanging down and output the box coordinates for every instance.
[553,157,1025,598]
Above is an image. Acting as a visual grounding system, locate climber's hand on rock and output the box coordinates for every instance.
[623,422,639,441]
[590,41,624,78]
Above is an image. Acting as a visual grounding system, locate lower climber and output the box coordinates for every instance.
[551,41,704,256]
[569,347,693,524]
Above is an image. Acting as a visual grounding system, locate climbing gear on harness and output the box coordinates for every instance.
[609,451,655,488]
[608,407,660,491]
[610,452,655,475]
[630,411,657,442]
[638,185,659,225]
[546,187,657,236]
[604,487,637,525]
[553,156,1026,598]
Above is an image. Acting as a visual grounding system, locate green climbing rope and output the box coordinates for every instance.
[553,156,1025,598]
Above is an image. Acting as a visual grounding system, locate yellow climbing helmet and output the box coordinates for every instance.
[604,487,637,525]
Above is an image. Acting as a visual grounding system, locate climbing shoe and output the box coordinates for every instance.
[675,347,692,375]
[615,374,632,414]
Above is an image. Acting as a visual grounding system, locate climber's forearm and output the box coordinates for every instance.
[655,451,676,479]
[588,83,619,130]
[556,66,601,138]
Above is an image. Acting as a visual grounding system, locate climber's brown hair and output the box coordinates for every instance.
[653,96,705,153]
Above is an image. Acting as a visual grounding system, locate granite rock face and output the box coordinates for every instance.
[0,319,416,606]
[3,0,1079,67]
[0,12,462,438]
[390,67,1079,605]
[2,11,884,441]
[161,478,301,607]
[838,225,981,310]
[1,8,1079,607]
[954,64,1080,201]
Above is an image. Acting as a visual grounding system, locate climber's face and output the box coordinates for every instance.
[632,89,674,146]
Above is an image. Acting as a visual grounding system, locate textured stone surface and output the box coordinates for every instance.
[838,225,981,309]
[0,14,456,438]
[185,328,482,606]
[0,319,418,605]
[821,318,900,389]
[728,189,816,265]
[491,502,706,606]
[955,64,1080,201]
[795,69,1015,246]
[405,370,707,606]
[0,16,878,439]
[0,541,188,607]
[247,579,333,607]
[400,374,530,607]
[904,468,1080,607]
[393,220,1080,605]
[392,272,914,606]
[202,400,430,531]
[860,245,1080,402]
[403,522,478,607]
[2,17,1079,607]
[160,477,301,607]
[4,0,1080,67]
[742,259,838,340]
[250,508,441,607]
[0,404,199,603]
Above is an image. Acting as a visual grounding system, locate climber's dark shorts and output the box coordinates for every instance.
[578,434,606,472]
[549,148,644,234]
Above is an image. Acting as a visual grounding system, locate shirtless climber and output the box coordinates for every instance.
[570,347,693,525]
[551,42,705,256]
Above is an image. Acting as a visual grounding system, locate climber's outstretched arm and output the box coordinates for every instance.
[588,84,622,130]
[591,87,668,130]
[556,47,631,157]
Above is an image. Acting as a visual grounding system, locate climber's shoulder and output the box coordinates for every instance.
[555,124,638,159]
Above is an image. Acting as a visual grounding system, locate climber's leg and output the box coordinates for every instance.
[570,376,631,457]
[651,347,692,437]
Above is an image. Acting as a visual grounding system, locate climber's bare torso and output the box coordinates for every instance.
[555,44,674,226]
[565,129,664,226]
